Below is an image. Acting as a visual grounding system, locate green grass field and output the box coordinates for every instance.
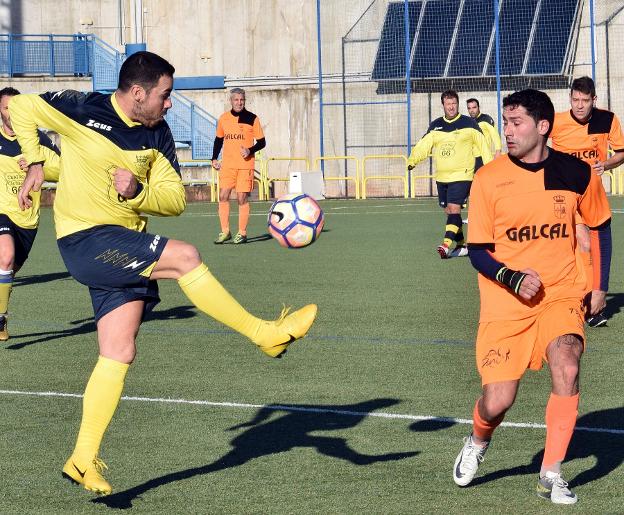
[1,198,623,514]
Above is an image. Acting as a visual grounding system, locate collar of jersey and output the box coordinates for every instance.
[508,147,552,172]
[443,113,461,124]
[230,108,247,117]
[111,93,143,128]
[568,109,591,126]
[0,125,16,140]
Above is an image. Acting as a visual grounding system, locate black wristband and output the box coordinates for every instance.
[495,266,526,294]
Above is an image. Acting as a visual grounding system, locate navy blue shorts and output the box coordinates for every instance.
[0,214,37,269]
[57,225,168,322]
[436,181,472,208]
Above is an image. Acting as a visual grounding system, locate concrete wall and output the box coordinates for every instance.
[6,0,624,197]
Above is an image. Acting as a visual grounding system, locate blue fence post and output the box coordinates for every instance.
[190,102,196,160]
[49,35,56,77]
[494,0,502,135]
[589,0,596,81]
[8,33,13,77]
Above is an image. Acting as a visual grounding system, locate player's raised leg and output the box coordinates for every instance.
[62,301,142,495]
[152,239,317,357]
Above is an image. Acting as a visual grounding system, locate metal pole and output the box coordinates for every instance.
[590,0,596,81]
[606,20,611,111]
[404,0,412,197]
[494,0,502,133]
[49,35,55,76]
[341,37,349,198]
[316,0,325,169]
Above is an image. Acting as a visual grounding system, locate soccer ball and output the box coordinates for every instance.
[268,193,324,248]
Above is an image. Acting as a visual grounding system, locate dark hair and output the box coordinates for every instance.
[0,87,20,101]
[466,98,479,107]
[503,89,555,139]
[441,90,459,104]
[117,51,175,93]
[570,76,596,97]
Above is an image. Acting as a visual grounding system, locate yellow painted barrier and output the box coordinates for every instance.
[361,155,409,199]
[314,156,360,199]
[410,172,436,198]
[265,157,310,199]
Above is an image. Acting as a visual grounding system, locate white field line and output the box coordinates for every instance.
[1,389,623,435]
[184,210,439,218]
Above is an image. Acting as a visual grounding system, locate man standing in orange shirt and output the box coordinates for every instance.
[211,88,266,244]
[550,76,624,327]
[453,89,611,504]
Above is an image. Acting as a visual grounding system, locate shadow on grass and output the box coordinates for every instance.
[465,407,624,489]
[604,292,624,319]
[5,306,198,350]
[93,398,423,509]
[13,271,72,286]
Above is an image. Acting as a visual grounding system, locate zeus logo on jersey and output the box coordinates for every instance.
[506,223,570,242]
[86,119,112,132]
[149,234,161,252]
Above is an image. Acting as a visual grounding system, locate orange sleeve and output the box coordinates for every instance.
[608,114,624,151]
[253,116,264,140]
[467,173,494,244]
[578,173,611,228]
[216,116,225,138]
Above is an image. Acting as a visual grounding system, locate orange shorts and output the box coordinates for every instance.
[476,298,585,386]
[219,167,254,192]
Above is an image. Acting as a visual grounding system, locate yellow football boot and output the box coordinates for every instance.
[253,304,318,358]
[62,456,112,495]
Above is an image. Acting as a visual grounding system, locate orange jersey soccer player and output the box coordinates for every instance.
[211,88,266,244]
[550,76,624,326]
[453,89,612,505]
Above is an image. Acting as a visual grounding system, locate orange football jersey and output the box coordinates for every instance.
[551,108,624,165]
[468,150,611,322]
[215,109,264,170]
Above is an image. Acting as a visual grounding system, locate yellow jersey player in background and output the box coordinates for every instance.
[0,87,60,341]
[11,51,317,496]
[466,97,502,158]
[408,90,492,259]
[550,76,624,328]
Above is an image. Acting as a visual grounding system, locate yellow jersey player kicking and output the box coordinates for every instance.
[11,51,317,496]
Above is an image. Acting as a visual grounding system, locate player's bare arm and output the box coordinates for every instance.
[18,162,44,210]
[593,151,624,175]
[113,167,138,198]
[211,159,221,170]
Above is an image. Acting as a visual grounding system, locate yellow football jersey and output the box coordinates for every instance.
[0,126,59,229]
[9,91,185,238]
[408,114,492,183]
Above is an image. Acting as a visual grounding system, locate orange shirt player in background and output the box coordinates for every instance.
[211,88,266,244]
[452,89,611,505]
[550,76,624,327]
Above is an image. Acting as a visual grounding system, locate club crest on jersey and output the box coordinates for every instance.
[86,119,112,132]
[440,142,456,157]
[553,194,566,219]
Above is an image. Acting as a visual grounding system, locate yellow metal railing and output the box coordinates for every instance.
[361,155,409,199]
[410,172,436,199]
[264,157,310,199]
[314,156,360,199]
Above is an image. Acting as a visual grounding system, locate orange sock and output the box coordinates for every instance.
[541,393,579,473]
[238,203,250,235]
[472,398,504,442]
[218,201,230,232]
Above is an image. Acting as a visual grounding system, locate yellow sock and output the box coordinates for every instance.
[0,269,13,314]
[178,263,261,339]
[72,356,129,467]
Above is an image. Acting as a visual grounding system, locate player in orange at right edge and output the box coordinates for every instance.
[453,89,611,505]
[550,76,624,327]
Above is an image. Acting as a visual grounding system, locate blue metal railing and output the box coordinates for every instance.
[0,33,216,160]
[0,33,92,76]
